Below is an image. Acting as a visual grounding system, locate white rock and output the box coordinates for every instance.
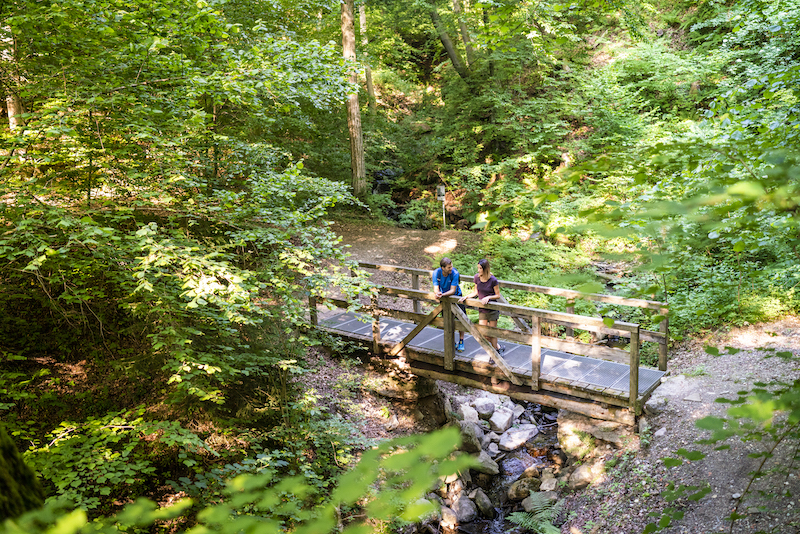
[489,406,515,433]
[540,477,558,491]
[459,404,480,423]
[498,425,540,451]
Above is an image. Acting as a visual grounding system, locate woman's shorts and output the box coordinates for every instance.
[479,309,500,322]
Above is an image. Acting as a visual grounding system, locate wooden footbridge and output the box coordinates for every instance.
[311,263,669,426]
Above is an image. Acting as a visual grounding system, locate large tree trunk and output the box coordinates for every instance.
[0,425,45,520]
[1,27,25,130]
[342,0,367,198]
[430,10,469,80]
[452,0,475,67]
[359,3,376,114]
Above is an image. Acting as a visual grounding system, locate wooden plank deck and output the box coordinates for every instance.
[320,311,665,403]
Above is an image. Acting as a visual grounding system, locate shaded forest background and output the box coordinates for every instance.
[0,0,798,532]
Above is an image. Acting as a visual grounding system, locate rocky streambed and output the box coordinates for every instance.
[401,386,641,534]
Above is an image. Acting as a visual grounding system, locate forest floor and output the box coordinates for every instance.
[309,217,800,534]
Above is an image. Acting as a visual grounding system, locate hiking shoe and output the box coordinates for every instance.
[497,345,506,354]
[456,341,465,352]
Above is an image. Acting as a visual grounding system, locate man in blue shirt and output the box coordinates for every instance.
[432,257,466,352]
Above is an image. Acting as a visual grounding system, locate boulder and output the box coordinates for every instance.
[520,464,540,479]
[498,424,539,451]
[489,405,515,433]
[473,450,499,475]
[472,488,495,518]
[473,398,496,420]
[459,404,480,423]
[507,477,542,501]
[480,431,499,448]
[457,421,482,453]
[568,463,595,490]
[540,477,558,491]
[451,495,479,524]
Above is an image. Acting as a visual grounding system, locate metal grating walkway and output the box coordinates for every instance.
[321,312,665,396]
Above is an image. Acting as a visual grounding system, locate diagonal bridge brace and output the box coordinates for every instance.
[387,304,443,358]
[451,300,522,386]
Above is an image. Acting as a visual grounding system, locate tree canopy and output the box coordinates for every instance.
[1,0,798,531]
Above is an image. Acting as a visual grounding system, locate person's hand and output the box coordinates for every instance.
[434,290,442,300]
[458,296,466,303]
[481,296,491,305]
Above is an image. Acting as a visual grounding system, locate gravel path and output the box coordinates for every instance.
[325,220,800,534]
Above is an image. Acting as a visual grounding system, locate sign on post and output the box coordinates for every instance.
[436,185,446,228]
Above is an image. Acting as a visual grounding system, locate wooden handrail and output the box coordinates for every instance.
[377,286,641,334]
[357,262,668,310]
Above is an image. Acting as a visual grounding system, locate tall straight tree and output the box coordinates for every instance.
[341,0,366,198]
[1,25,24,130]
[359,3,376,113]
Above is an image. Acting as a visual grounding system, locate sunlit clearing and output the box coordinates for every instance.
[424,238,458,255]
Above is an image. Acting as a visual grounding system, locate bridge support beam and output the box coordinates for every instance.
[409,360,636,426]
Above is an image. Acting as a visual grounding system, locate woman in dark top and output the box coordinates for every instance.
[460,258,504,353]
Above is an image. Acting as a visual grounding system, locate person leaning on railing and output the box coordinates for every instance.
[460,258,504,354]
[432,257,466,352]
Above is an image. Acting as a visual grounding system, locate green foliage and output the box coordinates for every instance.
[23,407,210,511]
[1,427,473,534]
[507,493,562,533]
[398,192,442,229]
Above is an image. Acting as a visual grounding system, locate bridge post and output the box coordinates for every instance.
[530,316,541,391]
[411,274,422,314]
[629,326,640,413]
[309,295,318,326]
[565,298,575,339]
[658,307,668,371]
[442,298,455,371]
[371,293,381,355]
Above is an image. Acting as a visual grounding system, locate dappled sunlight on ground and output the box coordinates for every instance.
[423,237,458,256]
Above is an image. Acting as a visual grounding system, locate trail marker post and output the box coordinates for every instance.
[436,185,446,229]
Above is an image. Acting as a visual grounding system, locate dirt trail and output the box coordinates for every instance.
[327,220,800,534]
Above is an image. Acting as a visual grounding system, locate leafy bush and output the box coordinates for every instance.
[398,192,442,229]
[3,428,474,534]
[24,408,210,512]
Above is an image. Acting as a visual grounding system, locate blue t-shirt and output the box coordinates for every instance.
[432,267,463,297]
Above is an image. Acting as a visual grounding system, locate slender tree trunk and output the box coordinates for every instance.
[341,0,367,198]
[482,8,495,79]
[430,10,469,80]
[2,27,25,130]
[452,0,475,67]
[359,3,376,114]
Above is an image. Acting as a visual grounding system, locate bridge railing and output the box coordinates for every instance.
[312,263,669,414]
[353,262,668,371]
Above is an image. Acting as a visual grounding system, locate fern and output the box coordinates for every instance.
[507,493,562,534]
